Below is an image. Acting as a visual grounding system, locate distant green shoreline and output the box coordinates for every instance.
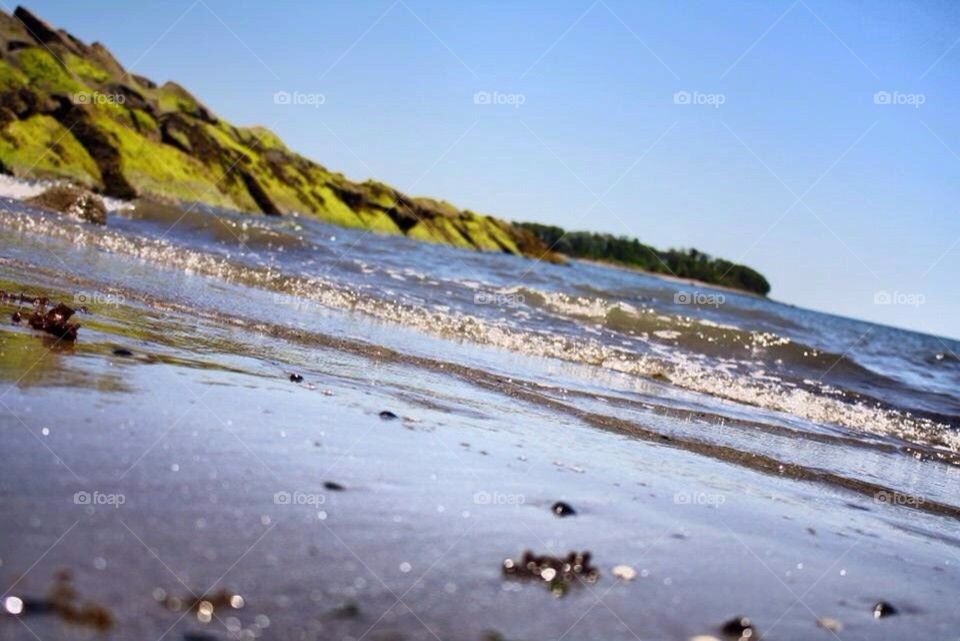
[516,223,770,296]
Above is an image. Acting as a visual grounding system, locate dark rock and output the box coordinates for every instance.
[327,600,360,619]
[26,185,107,225]
[873,601,897,618]
[289,373,303,383]
[378,410,399,420]
[324,481,345,491]
[11,310,21,323]
[720,615,757,640]
[551,501,576,517]
[27,300,79,341]
[112,348,133,357]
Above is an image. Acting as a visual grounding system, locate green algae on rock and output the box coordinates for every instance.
[0,6,562,262]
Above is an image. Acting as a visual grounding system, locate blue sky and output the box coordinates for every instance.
[23,0,960,339]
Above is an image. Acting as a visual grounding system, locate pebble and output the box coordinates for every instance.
[323,481,345,491]
[289,373,304,383]
[112,348,133,357]
[612,564,637,581]
[873,601,897,618]
[818,617,843,632]
[379,410,399,420]
[551,501,576,517]
[720,616,757,640]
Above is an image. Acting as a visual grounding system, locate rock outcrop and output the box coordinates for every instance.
[25,184,106,224]
[0,6,561,261]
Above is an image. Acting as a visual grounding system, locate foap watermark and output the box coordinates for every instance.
[72,92,126,106]
[473,90,526,108]
[873,290,925,307]
[74,291,125,307]
[273,91,325,108]
[74,490,126,508]
[874,490,925,507]
[673,491,726,506]
[274,490,326,506]
[873,91,925,108]
[474,291,525,308]
[674,291,725,307]
[673,90,725,108]
[473,491,526,506]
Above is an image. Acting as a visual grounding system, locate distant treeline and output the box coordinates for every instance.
[515,223,771,296]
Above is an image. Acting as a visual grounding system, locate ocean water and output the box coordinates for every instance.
[1,190,958,640]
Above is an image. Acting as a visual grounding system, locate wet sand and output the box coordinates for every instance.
[1,263,958,641]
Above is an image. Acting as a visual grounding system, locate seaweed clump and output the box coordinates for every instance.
[28,299,81,341]
[502,550,598,596]
[3,292,81,341]
[4,569,113,630]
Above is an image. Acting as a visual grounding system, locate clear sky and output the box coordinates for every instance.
[22,0,960,339]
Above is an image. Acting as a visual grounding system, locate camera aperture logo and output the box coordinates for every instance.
[674,291,725,308]
[274,490,326,506]
[873,91,924,108]
[473,90,526,108]
[74,490,125,508]
[273,91,325,108]
[673,90,725,108]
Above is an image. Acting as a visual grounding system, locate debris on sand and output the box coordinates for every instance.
[11,310,21,323]
[502,550,598,596]
[25,185,107,225]
[379,410,399,420]
[26,299,80,341]
[551,501,576,517]
[719,615,757,640]
[112,348,134,357]
[289,373,304,383]
[873,601,897,618]
[157,587,244,622]
[323,481,346,491]
[611,564,637,581]
[817,617,843,632]
[326,600,361,619]
[2,569,114,630]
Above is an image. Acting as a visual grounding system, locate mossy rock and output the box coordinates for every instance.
[0,114,100,186]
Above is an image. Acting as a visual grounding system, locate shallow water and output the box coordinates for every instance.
[0,192,958,640]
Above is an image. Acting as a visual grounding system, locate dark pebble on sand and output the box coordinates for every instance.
[112,348,133,357]
[873,601,897,618]
[324,481,345,491]
[379,410,399,420]
[551,501,576,517]
[720,615,757,640]
[183,633,218,641]
[289,373,303,383]
[11,311,21,324]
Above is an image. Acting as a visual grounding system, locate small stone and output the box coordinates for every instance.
[379,410,399,420]
[289,373,303,383]
[873,601,897,618]
[112,348,133,357]
[551,501,576,517]
[612,564,637,581]
[818,617,843,632]
[720,616,757,640]
[11,311,21,324]
[323,481,345,491]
